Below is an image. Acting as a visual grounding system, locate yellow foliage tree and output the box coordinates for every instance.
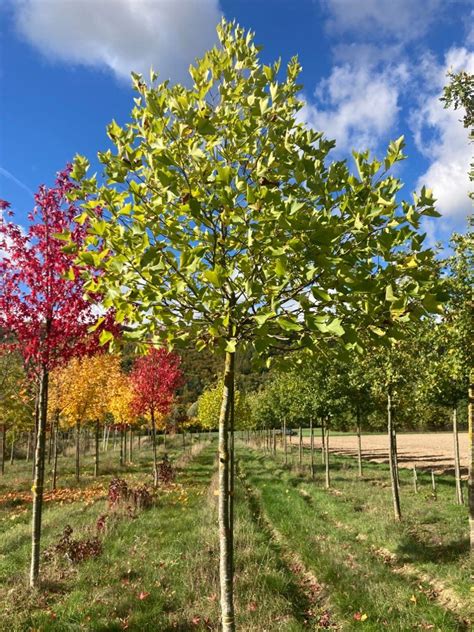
[50,353,123,480]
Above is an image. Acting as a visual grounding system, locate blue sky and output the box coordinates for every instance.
[0,0,472,247]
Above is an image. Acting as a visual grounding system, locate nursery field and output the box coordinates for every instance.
[298,432,469,473]
[0,433,471,631]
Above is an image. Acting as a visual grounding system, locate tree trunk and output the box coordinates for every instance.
[228,373,235,588]
[26,431,32,462]
[0,424,5,475]
[151,413,158,487]
[47,423,53,464]
[75,420,80,483]
[52,417,59,491]
[356,409,363,477]
[124,426,128,463]
[310,418,315,479]
[452,407,464,504]
[387,389,401,521]
[94,420,100,478]
[10,430,15,466]
[321,418,326,465]
[324,420,330,489]
[30,366,49,588]
[120,428,124,466]
[392,424,400,490]
[468,378,473,555]
[218,350,235,632]
[129,428,133,462]
[299,426,303,467]
[283,418,288,465]
[32,395,39,478]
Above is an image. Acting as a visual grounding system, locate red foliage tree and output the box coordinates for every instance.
[0,167,114,587]
[131,348,183,485]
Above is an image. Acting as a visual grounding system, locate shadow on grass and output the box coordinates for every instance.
[396,534,469,565]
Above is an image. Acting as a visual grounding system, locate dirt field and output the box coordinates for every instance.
[301,432,469,474]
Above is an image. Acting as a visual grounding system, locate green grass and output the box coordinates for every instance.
[0,436,470,630]
[239,445,471,631]
[1,437,309,631]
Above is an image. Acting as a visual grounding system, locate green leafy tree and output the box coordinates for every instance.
[71,21,443,628]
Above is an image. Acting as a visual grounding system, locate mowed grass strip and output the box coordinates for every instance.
[1,439,314,631]
[240,447,471,631]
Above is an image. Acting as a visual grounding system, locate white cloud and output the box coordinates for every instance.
[13,0,221,81]
[321,0,441,42]
[300,64,407,153]
[411,47,474,222]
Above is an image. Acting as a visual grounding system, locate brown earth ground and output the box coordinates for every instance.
[300,432,469,475]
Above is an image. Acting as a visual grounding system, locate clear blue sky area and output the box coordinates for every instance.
[0,0,472,247]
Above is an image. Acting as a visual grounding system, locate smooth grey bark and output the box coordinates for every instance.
[52,417,59,491]
[387,389,401,521]
[228,372,235,588]
[75,421,81,483]
[283,418,288,465]
[94,420,100,477]
[30,366,49,587]
[47,423,52,464]
[299,426,303,467]
[413,465,418,494]
[129,428,133,462]
[452,407,464,504]
[10,430,15,465]
[324,420,330,489]
[431,470,437,498]
[26,430,31,462]
[310,418,315,479]
[321,418,326,465]
[356,409,363,477]
[0,424,5,475]
[218,351,235,632]
[151,412,158,487]
[119,428,124,466]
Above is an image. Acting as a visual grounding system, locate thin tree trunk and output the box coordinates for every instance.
[356,409,363,477]
[324,420,330,489]
[52,417,59,491]
[10,430,15,466]
[310,418,315,479]
[299,426,303,467]
[321,418,326,465]
[452,407,464,504]
[113,428,117,451]
[129,428,133,462]
[124,426,128,464]
[228,373,235,587]
[468,378,473,555]
[30,366,49,588]
[47,423,52,464]
[26,430,31,462]
[0,424,5,475]
[119,428,124,466]
[392,424,400,490]
[75,420,80,483]
[283,418,288,465]
[413,465,418,494]
[218,350,235,632]
[151,413,158,487]
[32,395,39,478]
[387,389,401,521]
[94,420,100,477]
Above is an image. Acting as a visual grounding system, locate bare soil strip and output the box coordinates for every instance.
[300,432,468,473]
